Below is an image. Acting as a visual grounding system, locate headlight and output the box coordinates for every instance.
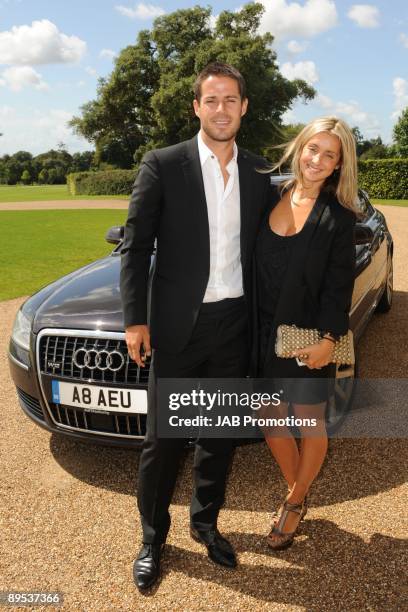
[11,309,32,351]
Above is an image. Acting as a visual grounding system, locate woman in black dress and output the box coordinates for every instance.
[256,116,359,549]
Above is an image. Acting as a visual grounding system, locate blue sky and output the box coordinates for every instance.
[0,0,407,155]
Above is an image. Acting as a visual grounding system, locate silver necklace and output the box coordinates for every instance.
[290,187,318,208]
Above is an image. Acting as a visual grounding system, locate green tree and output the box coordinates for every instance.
[69,151,94,173]
[34,149,73,183]
[0,159,6,184]
[70,26,159,168]
[21,169,31,184]
[70,3,314,167]
[393,107,408,157]
[359,137,390,160]
[47,168,61,184]
[352,126,366,156]
[0,149,94,184]
[4,159,23,184]
[0,151,35,183]
[262,122,306,163]
[38,168,49,184]
[11,151,33,163]
[352,128,392,158]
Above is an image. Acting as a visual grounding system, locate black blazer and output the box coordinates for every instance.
[120,136,271,354]
[254,184,356,370]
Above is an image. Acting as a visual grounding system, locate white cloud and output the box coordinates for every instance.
[316,93,332,109]
[347,5,380,28]
[286,40,308,55]
[399,33,408,48]
[335,102,372,124]
[85,66,97,76]
[315,93,380,134]
[259,0,338,40]
[391,77,408,120]
[281,60,319,85]
[0,19,86,66]
[0,104,15,119]
[100,48,117,59]
[115,3,165,20]
[0,65,48,91]
[281,108,296,123]
[0,107,91,155]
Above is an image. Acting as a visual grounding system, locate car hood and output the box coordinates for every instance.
[32,255,125,334]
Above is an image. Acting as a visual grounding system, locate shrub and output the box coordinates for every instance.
[38,168,49,184]
[21,169,31,185]
[66,169,137,195]
[358,159,408,199]
[66,171,92,195]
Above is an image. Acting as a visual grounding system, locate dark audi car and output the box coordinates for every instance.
[8,189,393,446]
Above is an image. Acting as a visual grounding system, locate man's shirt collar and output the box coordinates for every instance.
[197,131,238,168]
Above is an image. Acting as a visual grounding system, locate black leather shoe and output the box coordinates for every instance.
[190,527,237,568]
[133,543,164,591]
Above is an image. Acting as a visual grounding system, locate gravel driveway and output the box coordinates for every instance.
[1,205,407,611]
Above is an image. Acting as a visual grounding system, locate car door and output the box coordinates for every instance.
[360,192,389,299]
[349,192,376,339]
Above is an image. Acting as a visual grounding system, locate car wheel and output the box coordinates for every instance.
[376,254,393,313]
[326,362,356,435]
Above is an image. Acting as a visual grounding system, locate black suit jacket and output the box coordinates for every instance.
[120,136,271,354]
[254,184,356,371]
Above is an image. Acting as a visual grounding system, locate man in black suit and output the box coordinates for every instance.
[120,62,270,591]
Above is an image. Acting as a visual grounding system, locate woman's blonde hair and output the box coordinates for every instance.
[271,116,359,213]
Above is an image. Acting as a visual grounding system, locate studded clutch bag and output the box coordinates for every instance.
[275,324,355,365]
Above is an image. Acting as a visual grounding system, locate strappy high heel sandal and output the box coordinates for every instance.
[271,495,308,524]
[266,499,307,550]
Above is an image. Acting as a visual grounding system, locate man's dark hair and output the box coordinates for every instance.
[194,62,246,101]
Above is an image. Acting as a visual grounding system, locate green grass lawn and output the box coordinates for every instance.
[1,209,127,300]
[0,184,128,202]
[371,198,408,207]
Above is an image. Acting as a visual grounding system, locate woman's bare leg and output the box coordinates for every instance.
[268,402,328,539]
[287,402,328,503]
[261,401,300,490]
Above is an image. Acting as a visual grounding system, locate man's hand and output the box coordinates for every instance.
[125,324,151,367]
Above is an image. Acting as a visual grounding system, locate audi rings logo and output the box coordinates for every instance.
[73,348,125,372]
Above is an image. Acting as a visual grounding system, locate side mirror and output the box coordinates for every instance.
[355,223,374,245]
[105,225,124,245]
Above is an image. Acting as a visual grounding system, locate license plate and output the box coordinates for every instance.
[51,381,147,414]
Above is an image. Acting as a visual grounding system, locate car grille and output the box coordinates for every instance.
[38,334,150,385]
[17,388,45,421]
[48,403,147,437]
[37,332,149,439]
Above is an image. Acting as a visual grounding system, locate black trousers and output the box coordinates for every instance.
[137,297,249,544]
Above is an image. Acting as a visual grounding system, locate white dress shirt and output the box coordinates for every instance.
[197,131,243,303]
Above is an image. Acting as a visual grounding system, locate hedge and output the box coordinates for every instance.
[358,159,408,199]
[67,159,408,199]
[67,169,138,196]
